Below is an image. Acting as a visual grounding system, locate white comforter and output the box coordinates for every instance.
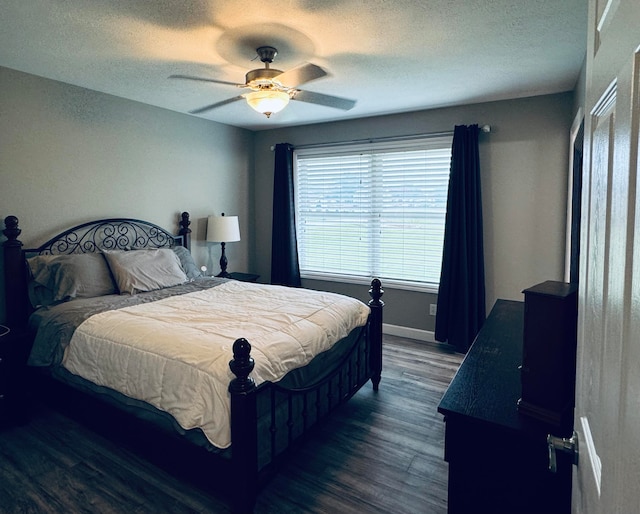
[62,280,370,448]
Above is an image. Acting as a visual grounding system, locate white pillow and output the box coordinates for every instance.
[103,248,187,294]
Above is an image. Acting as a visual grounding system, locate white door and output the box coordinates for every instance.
[574,0,640,512]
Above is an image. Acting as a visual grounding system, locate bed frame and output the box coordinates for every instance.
[2,212,384,513]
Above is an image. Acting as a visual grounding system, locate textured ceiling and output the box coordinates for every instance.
[0,0,588,131]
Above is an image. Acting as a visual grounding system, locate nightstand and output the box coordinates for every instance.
[227,272,260,283]
[0,326,28,426]
[0,325,13,423]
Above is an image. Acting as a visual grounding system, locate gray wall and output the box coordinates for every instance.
[0,65,575,337]
[0,66,254,322]
[253,92,574,335]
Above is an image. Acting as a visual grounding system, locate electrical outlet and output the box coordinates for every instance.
[429,304,437,316]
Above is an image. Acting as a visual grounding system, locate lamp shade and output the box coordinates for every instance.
[245,90,289,117]
[206,215,240,243]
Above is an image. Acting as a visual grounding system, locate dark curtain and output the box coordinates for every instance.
[435,124,486,352]
[271,143,301,287]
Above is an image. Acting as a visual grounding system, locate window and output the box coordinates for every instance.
[294,135,452,292]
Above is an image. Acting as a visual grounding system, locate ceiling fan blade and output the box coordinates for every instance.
[274,63,327,87]
[169,74,243,88]
[292,90,356,111]
[189,96,244,114]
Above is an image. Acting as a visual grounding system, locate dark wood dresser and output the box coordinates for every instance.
[438,300,572,514]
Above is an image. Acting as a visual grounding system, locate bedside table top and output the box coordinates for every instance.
[227,272,260,283]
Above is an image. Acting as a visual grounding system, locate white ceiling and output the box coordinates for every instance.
[0,0,588,131]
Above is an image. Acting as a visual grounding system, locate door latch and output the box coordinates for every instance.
[547,431,579,473]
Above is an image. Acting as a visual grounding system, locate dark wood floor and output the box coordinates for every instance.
[0,336,463,513]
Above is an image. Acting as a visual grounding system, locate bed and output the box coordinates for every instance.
[1,212,384,513]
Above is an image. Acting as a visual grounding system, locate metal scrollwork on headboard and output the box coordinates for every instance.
[35,218,178,255]
[2,213,190,329]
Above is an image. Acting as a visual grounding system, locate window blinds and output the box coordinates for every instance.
[294,136,452,291]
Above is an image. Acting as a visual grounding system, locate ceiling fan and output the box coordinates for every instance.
[170,46,356,118]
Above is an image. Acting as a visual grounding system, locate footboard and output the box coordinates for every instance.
[228,279,384,513]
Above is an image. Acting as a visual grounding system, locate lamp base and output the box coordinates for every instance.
[217,242,230,278]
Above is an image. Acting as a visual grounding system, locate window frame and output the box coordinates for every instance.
[293,135,452,293]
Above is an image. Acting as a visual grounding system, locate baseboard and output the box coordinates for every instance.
[382,323,436,343]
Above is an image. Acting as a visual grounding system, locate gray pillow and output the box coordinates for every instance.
[173,246,201,280]
[103,248,188,294]
[27,253,118,304]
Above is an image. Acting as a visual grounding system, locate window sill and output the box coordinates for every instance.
[300,273,439,294]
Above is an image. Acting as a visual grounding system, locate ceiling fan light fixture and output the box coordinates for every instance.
[245,90,290,118]
[171,46,353,118]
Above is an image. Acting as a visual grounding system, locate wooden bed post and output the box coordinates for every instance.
[178,212,191,250]
[368,278,384,391]
[3,216,29,329]
[228,338,259,513]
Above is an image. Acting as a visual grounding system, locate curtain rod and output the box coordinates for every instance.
[270,124,491,151]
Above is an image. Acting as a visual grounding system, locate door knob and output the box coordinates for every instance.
[547,431,579,473]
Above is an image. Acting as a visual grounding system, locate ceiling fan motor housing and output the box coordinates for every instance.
[245,68,284,87]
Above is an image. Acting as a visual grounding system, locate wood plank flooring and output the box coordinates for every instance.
[0,336,463,513]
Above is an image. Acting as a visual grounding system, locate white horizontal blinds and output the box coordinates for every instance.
[295,135,452,290]
[296,153,372,277]
[376,144,451,285]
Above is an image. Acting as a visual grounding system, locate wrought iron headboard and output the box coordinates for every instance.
[2,212,192,328]
[26,218,183,255]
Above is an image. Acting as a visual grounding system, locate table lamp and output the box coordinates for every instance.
[206,213,241,278]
